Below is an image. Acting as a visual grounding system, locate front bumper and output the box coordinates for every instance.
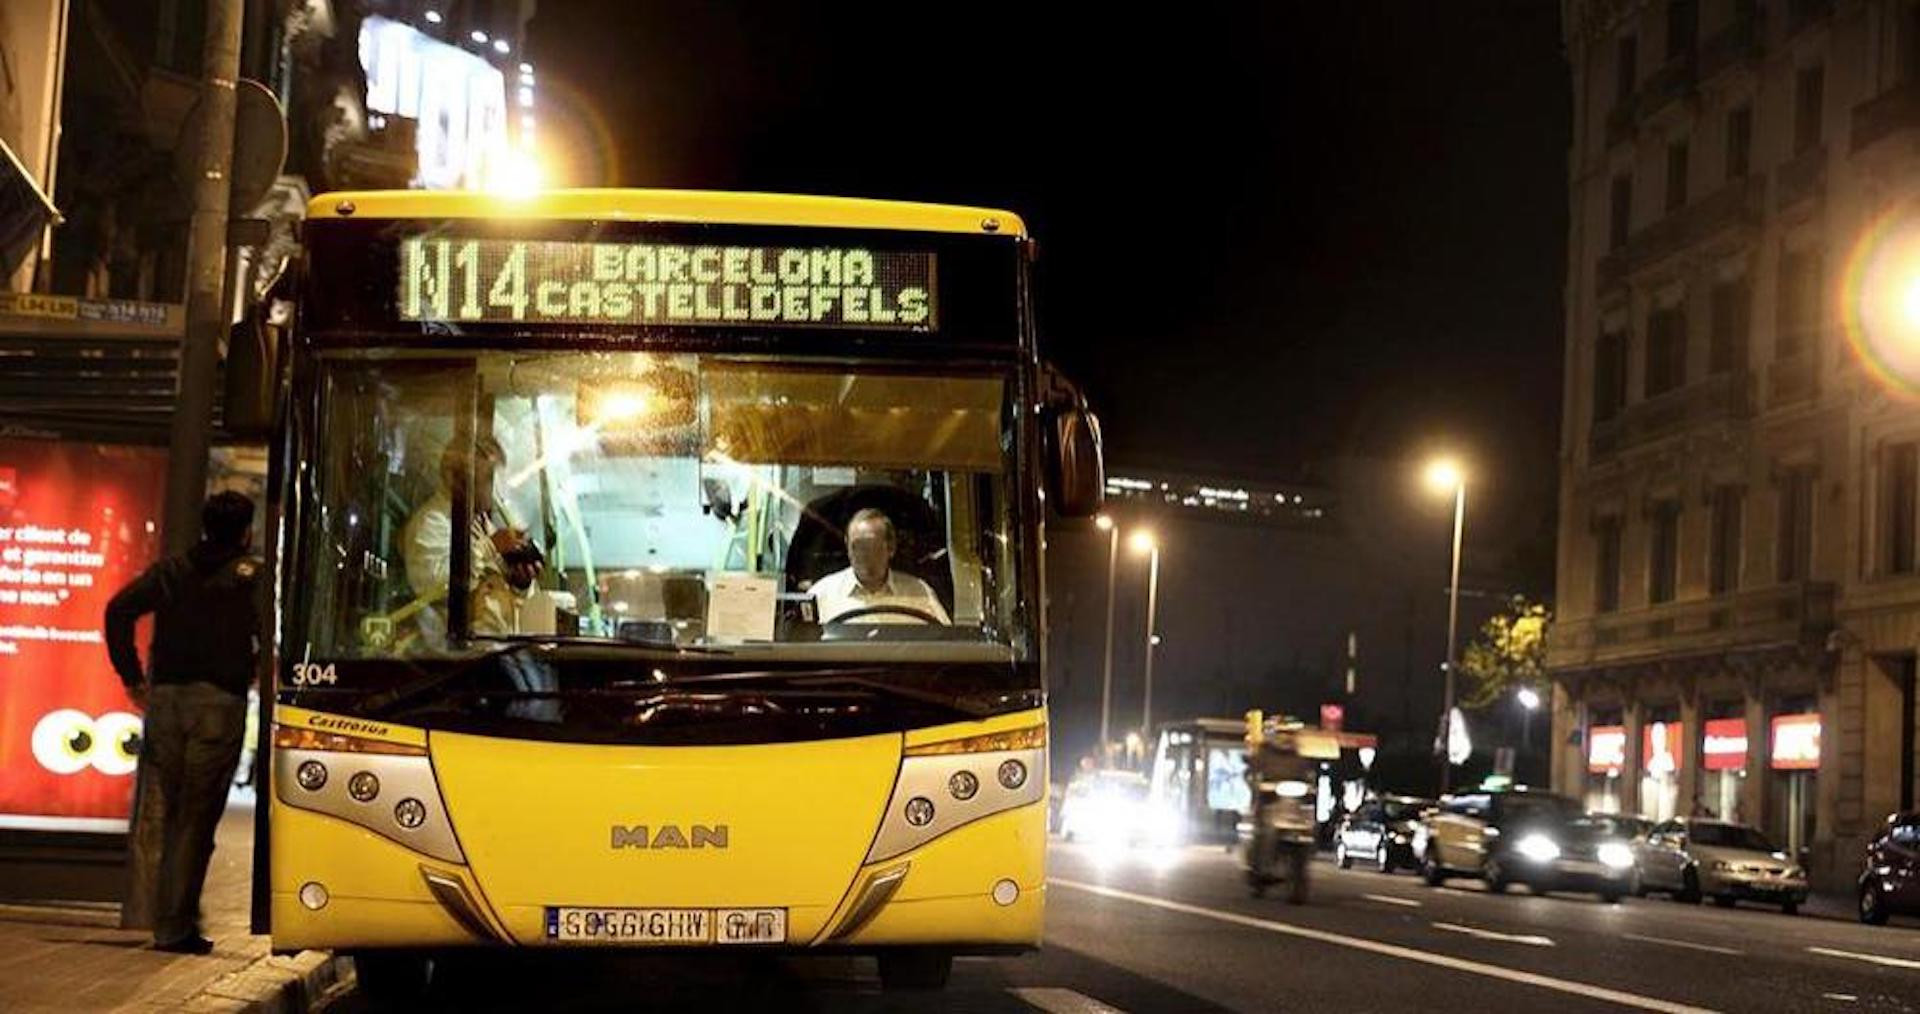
[1702,870,1808,903]
[1512,856,1632,893]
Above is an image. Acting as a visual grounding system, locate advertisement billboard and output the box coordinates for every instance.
[1769,713,1821,771]
[1587,724,1626,773]
[359,16,509,190]
[0,439,165,831]
[1641,721,1683,777]
[1702,717,1748,771]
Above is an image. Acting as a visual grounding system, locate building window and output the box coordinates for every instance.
[1666,140,1689,211]
[1617,36,1639,107]
[1646,304,1687,396]
[1777,248,1822,355]
[1595,327,1628,423]
[1668,0,1698,59]
[1726,105,1751,180]
[1597,516,1624,612]
[1709,277,1749,374]
[1778,468,1815,582]
[1886,442,1918,575]
[1610,175,1633,250]
[1650,500,1680,604]
[1793,65,1824,154]
[1709,485,1743,594]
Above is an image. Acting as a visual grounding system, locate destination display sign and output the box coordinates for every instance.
[398,238,936,330]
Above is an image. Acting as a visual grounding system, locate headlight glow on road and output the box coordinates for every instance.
[1597,842,1634,869]
[1515,833,1560,863]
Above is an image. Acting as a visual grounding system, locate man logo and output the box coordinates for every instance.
[611,824,729,850]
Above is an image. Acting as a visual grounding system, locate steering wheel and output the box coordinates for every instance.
[825,604,944,625]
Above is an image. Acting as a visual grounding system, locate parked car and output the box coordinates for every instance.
[1059,769,1153,846]
[1588,813,1652,842]
[1336,795,1434,873]
[1415,789,1634,901]
[1859,811,1920,925]
[1632,818,1808,913]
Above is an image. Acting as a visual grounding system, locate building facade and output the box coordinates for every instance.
[1552,0,1920,891]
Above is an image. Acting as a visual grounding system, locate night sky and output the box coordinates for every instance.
[528,1,1570,582]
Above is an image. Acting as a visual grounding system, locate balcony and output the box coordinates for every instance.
[1851,81,1920,154]
[1775,144,1827,210]
[1767,348,1818,407]
[1604,54,1699,147]
[1594,175,1765,289]
[1699,13,1763,81]
[1547,581,1836,673]
[1589,369,1754,458]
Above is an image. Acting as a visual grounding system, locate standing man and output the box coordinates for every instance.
[104,491,264,954]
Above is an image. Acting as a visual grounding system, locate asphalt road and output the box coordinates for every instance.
[321,838,1920,1012]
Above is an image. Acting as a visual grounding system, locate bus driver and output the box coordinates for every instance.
[810,507,951,624]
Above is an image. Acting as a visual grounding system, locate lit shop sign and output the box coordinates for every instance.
[359,16,508,189]
[398,239,937,330]
[1642,721,1683,778]
[1587,724,1626,773]
[1770,713,1821,770]
[1702,718,1749,771]
[0,440,166,832]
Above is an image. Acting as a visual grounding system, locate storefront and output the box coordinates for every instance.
[1768,709,1820,857]
[1699,713,1749,822]
[1585,721,1626,814]
[1640,715,1683,822]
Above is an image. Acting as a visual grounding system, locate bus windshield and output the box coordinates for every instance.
[299,350,1030,665]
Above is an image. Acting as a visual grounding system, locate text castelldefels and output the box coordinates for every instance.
[400,238,937,330]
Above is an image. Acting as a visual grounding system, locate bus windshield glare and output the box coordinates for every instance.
[300,350,1029,665]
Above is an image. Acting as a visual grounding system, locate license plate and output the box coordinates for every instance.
[1558,859,1604,875]
[544,907,787,944]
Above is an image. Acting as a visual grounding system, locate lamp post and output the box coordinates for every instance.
[1517,685,1541,754]
[1096,515,1120,760]
[1425,458,1466,795]
[1130,530,1160,742]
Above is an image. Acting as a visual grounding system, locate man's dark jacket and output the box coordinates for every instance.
[105,542,265,697]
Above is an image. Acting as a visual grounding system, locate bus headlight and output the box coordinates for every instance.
[866,723,1047,863]
[347,771,381,803]
[1598,842,1635,870]
[295,760,328,792]
[1515,834,1560,863]
[394,798,428,830]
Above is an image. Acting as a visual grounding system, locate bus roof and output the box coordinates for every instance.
[305,189,1027,238]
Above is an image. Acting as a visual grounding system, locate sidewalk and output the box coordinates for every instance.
[0,798,346,1013]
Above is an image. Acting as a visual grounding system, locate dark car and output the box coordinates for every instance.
[1336,796,1434,873]
[1415,789,1635,901]
[1859,811,1920,925]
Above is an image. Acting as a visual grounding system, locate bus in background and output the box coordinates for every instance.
[254,190,1102,998]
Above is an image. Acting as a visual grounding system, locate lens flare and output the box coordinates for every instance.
[1842,201,1920,399]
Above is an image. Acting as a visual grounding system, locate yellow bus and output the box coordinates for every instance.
[252,189,1101,998]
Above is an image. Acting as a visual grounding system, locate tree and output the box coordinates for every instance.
[1457,596,1550,709]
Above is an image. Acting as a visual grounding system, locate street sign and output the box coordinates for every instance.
[175,79,287,215]
[1319,703,1344,732]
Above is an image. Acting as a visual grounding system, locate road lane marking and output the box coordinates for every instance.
[1432,921,1556,947]
[1806,946,1920,971]
[1622,933,1743,957]
[1362,894,1423,908]
[1822,995,1857,1004]
[1009,987,1128,1013]
[1050,877,1716,1014]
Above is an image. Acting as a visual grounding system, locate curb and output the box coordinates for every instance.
[180,950,352,1014]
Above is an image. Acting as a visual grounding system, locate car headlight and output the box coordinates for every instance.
[1392,832,1410,844]
[1515,833,1560,863]
[1598,842,1635,869]
[1276,780,1311,798]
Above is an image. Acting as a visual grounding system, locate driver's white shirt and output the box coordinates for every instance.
[810,567,951,624]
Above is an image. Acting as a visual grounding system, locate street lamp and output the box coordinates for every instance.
[1425,457,1467,795]
[1517,685,1541,755]
[1095,514,1120,760]
[1516,686,1541,711]
[1130,530,1161,741]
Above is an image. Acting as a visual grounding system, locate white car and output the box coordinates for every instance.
[1059,769,1152,846]
[1632,818,1809,913]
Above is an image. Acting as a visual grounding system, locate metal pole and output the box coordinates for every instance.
[160,0,246,554]
[1143,545,1160,742]
[1099,524,1119,758]
[1440,482,1465,795]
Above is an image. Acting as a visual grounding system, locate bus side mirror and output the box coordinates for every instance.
[222,296,289,439]
[1047,406,1104,519]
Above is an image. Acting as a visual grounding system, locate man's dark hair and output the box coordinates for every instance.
[201,491,255,547]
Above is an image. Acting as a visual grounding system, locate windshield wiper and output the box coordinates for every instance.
[658,669,996,719]
[356,637,728,719]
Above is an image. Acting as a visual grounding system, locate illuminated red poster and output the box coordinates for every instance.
[1587,725,1625,773]
[1702,718,1748,771]
[1641,721,1683,778]
[1770,713,1821,771]
[0,439,166,831]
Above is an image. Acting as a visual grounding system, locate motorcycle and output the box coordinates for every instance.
[1241,711,1329,904]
